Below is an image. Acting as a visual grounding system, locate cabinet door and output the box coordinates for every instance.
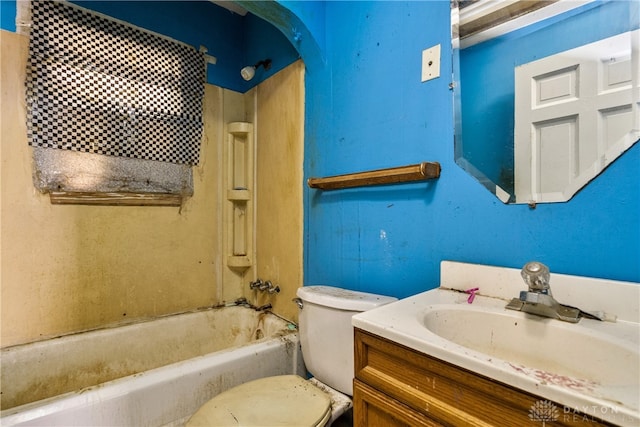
[353,380,442,427]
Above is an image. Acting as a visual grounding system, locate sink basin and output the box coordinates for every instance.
[421,304,639,397]
[352,262,640,426]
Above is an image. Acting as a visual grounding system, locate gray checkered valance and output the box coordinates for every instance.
[26,1,205,165]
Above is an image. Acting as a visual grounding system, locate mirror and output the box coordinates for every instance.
[452,0,639,204]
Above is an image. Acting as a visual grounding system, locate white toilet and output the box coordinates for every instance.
[186,285,397,426]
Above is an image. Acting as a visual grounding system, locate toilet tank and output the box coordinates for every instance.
[295,286,397,396]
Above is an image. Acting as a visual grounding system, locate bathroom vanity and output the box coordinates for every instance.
[353,328,612,426]
[352,261,639,426]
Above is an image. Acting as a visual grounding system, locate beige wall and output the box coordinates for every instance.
[0,30,305,347]
[253,62,305,322]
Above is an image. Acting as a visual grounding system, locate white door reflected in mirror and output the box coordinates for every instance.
[452,0,640,204]
[515,30,639,204]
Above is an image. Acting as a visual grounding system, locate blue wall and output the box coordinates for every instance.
[1,0,16,32]
[298,1,639,298]
[3,1,639,298]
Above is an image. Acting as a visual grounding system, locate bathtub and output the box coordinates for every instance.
[0,305,305,426]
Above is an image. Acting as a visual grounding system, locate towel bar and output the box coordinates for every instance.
[307,162,440,190]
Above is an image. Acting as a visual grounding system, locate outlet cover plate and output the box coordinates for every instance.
[421,44,441,82]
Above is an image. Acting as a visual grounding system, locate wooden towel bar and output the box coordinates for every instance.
[307,161,441,190]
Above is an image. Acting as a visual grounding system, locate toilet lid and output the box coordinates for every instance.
[186,375,332,427]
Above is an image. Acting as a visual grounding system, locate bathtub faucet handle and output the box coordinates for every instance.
[259,280,271,291]
[267,283,281,294]
[251,279,280,294]
[249,279,264,290]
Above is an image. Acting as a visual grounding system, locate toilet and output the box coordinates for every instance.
[186,285,397,426]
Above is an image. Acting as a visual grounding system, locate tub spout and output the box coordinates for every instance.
[234,297,249,307]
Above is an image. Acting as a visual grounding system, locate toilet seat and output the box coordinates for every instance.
[186,375,332,427]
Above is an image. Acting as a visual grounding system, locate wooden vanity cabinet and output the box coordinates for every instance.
[353,328,613,427]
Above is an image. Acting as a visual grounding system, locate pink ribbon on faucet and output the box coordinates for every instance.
[464,287,479,304]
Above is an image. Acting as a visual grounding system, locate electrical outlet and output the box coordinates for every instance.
[421,44,441,82]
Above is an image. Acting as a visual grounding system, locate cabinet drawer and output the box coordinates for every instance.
[353,379,442,427]
[354,328,613,427]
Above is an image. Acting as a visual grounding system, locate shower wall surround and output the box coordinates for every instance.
[1,27,305,346]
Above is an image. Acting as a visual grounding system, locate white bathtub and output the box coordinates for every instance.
[0,305,305,426]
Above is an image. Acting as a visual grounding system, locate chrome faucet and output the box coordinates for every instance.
[249,278,280,294]
[505,262,602,323]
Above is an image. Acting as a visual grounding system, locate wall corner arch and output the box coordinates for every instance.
[235,0,326,71]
